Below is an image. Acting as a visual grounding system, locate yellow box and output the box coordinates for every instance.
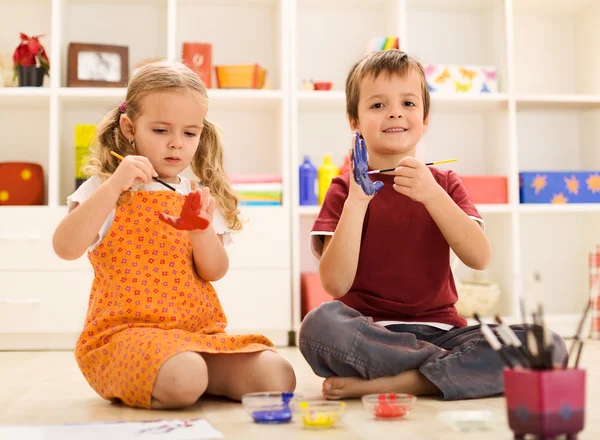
[75,124,96,180]
[215,64,266,89]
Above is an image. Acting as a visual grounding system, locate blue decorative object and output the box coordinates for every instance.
[519,171,600,204]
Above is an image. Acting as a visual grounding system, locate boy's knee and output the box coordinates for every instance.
[299,301,341,344]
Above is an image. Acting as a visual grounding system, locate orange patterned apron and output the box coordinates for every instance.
[74,190,274,408]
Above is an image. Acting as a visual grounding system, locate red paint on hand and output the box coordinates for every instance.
[157,191,209,231]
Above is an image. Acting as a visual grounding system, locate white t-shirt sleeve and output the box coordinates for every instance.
[66,175,102,210]
[212,207,234,246]
[66,176,115,250]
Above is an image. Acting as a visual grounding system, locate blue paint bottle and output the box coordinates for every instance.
[299,155,317,205]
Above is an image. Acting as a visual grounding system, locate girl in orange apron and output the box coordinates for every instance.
[53,61,295,409]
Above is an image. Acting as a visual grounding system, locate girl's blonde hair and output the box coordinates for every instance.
[83,61,242,231]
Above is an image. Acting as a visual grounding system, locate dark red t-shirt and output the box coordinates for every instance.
[311,168,482,328]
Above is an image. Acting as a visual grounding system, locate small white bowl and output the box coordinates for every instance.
[437,410,493,432]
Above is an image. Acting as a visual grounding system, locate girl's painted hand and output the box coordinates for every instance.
[108,154,158,193]
[392,156,442,205]
[158,187,215,231]
[348,131,383,202]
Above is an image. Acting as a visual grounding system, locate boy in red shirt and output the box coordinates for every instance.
[299,50,567,400]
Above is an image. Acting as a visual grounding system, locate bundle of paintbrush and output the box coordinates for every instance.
[475,272,593,371]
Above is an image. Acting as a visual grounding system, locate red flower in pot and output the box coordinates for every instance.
[12,33,50,87]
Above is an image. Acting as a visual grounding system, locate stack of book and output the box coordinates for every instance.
[229,174,282,206]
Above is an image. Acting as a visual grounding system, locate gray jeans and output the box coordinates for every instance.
[299,301,568,400]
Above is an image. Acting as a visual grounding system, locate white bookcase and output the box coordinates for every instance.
[1,0,599,350]
[0,0,292,349]
[290,0,600,338]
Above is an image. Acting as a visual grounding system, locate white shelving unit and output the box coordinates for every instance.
[0,0,292,349]
[1,0,599,349]
[290,0,600,338]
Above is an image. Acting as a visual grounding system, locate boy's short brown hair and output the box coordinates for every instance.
[345,50,430,125]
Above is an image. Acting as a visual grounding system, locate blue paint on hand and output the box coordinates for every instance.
[351,132,384,196]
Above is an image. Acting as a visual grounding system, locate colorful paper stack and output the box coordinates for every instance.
[366,36,400,53]
[229,174,282,206]
[423,64,498,94]
[591,244,600,340]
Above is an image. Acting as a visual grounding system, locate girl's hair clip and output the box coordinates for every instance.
[118,101,126,113]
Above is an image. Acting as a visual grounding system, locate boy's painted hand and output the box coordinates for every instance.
[392,156,442,205]
[158,187,214,231]
[350,132,383,198]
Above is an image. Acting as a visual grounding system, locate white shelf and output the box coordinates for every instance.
[56,87,282,107]
[0,88,51,97]
[0,88,51,107]
[297,91,509,111]
[516,94,600,109]
[512,0,596,15]
[519,204,600,214]
[430,92,509,111]
[298,204,513,216]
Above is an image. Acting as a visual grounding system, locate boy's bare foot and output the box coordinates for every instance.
[321,370,439,400]
[322,377,372,399]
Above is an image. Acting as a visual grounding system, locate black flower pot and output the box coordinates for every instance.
[18,65,44,87]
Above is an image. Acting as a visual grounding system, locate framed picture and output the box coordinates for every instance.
[67,43,129,87]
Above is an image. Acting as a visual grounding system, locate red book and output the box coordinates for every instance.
[182,42,212,88]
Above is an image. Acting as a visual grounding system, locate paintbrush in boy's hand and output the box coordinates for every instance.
[366,158,458,174]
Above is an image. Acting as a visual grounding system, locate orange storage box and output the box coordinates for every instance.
[0,162,45,205]
[458,175,508,204]
[214,64,266,89]
[301,273,332,319]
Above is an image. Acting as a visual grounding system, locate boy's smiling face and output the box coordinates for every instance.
[352,69,428,161]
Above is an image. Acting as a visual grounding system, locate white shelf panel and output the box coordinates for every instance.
[519,204,600,214]
[57,87,282,107]
[58,87,126,106]
[408,0,498,12]
[297,91,509,111]
[0,88,51,97]
[298,203,512,216]
[430,93,509,111]
[207,89,283,108]
[477,204,513,214]
[512,0,596,15]
[516,94,600,109]
[298,205,320,216]
[0,88,51,107]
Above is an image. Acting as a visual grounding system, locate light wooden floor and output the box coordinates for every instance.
[1,343,599,439]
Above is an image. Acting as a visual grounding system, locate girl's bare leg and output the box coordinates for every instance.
[202,350,296,400]
[151,352,209,409]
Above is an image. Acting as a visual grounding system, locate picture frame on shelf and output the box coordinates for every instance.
[67,43,129,87]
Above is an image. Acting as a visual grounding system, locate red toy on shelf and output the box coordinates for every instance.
[0,162,44,205]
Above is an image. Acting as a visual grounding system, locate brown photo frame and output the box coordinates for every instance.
[67,43,129,87]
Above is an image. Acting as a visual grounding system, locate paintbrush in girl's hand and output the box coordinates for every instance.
[110,151,178,192]
[366,158,458,174]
